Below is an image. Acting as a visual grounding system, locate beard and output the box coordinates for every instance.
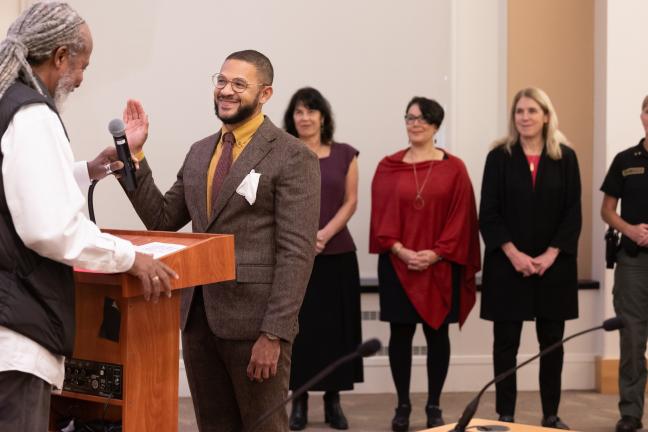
[214,91,261,125]
[53,72,76,112]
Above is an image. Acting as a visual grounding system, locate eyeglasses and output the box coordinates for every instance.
[404,115,429,125]
[211,73,268,93]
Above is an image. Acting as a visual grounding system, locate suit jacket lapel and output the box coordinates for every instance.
[192,132,220,231]
[207,118,276,229]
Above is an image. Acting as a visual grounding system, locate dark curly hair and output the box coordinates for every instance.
[284,87,335,144]
[406,96,444,128]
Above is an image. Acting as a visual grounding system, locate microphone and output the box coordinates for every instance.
[107,118,137,191]
[449,316,625,432]
[248,338,381,432]
[602,316,624,331]
[357,338,381,357]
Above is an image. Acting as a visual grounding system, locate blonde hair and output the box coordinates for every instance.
[494,87,568,160]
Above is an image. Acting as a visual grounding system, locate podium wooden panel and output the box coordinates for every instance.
[423,418,577,431]
[50,230,235,432]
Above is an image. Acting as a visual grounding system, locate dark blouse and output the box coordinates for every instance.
[319,142,358,255]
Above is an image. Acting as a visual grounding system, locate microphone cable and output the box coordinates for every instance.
[88,179,98,223]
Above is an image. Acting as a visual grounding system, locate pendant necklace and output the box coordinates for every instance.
[412,160,434,210]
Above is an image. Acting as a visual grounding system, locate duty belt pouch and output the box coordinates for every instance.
[605,227,620,269]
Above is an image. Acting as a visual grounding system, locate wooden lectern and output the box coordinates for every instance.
[423,418,575,431]
[49,229,235,432]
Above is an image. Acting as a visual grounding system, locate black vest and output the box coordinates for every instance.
[0,80,75,356]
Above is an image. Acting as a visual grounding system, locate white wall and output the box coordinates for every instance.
[58,0,456,281]
[2,0,614,395]
[53,0,512,281]
[0,1,20,34]
[594,0,648,359]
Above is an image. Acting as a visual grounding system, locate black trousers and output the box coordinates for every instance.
[493,319,565,417]
[0,370,51,431]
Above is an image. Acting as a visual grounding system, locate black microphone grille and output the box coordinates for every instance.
[603,316,625,331]
[108,118,125,137]
[357,339,382,357]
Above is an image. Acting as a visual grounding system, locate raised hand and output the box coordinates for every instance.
[123,99,149,154]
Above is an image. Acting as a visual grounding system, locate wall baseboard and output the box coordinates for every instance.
[596,357,618,394]
[594,356,648,395]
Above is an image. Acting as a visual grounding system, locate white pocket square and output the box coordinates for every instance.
[236,169,261,205]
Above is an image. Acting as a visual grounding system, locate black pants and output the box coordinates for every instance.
[493,319,565,417]
[388,322,450,407]
[0,370,51,431]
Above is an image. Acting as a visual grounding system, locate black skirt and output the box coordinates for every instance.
[290,252,364,391]
[378,253,460,324]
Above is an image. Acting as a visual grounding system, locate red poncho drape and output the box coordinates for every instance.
[369,149,481,328]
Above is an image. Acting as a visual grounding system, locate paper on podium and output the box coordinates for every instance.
[134,241,186,259]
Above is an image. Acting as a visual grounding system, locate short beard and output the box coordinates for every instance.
[53,72,75,112]
[214,91,261,125]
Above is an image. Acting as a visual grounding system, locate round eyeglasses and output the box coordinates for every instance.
[211,73,269,93]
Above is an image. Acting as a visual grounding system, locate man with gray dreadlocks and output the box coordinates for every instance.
[0,2,178,430]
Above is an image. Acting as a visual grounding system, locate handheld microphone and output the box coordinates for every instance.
[248,338,381,432]
[449,316,626,432]
[107,118,137,191]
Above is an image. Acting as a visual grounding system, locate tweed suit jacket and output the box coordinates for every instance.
[127,117,320,342]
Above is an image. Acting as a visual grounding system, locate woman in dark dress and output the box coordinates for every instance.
[283,87,362,431]
[370,97,481,431]
[479,87,582,429]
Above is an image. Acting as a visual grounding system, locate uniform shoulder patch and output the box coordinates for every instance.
[622,167,645,176]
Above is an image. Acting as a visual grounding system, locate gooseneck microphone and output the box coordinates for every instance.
[450,316,625,432]
[249,338,382,432]
[107,119,137,191]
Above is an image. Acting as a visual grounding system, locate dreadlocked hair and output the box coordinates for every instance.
[0,1,85,99]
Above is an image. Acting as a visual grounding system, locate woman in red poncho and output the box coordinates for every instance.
[369,97,481,431]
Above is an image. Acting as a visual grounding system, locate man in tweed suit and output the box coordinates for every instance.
[122,50,320,431]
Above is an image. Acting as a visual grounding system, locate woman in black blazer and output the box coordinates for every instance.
[479,87,581,430]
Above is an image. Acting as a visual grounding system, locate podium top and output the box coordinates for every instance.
[423,418,573,431]
[74,229,235,298]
